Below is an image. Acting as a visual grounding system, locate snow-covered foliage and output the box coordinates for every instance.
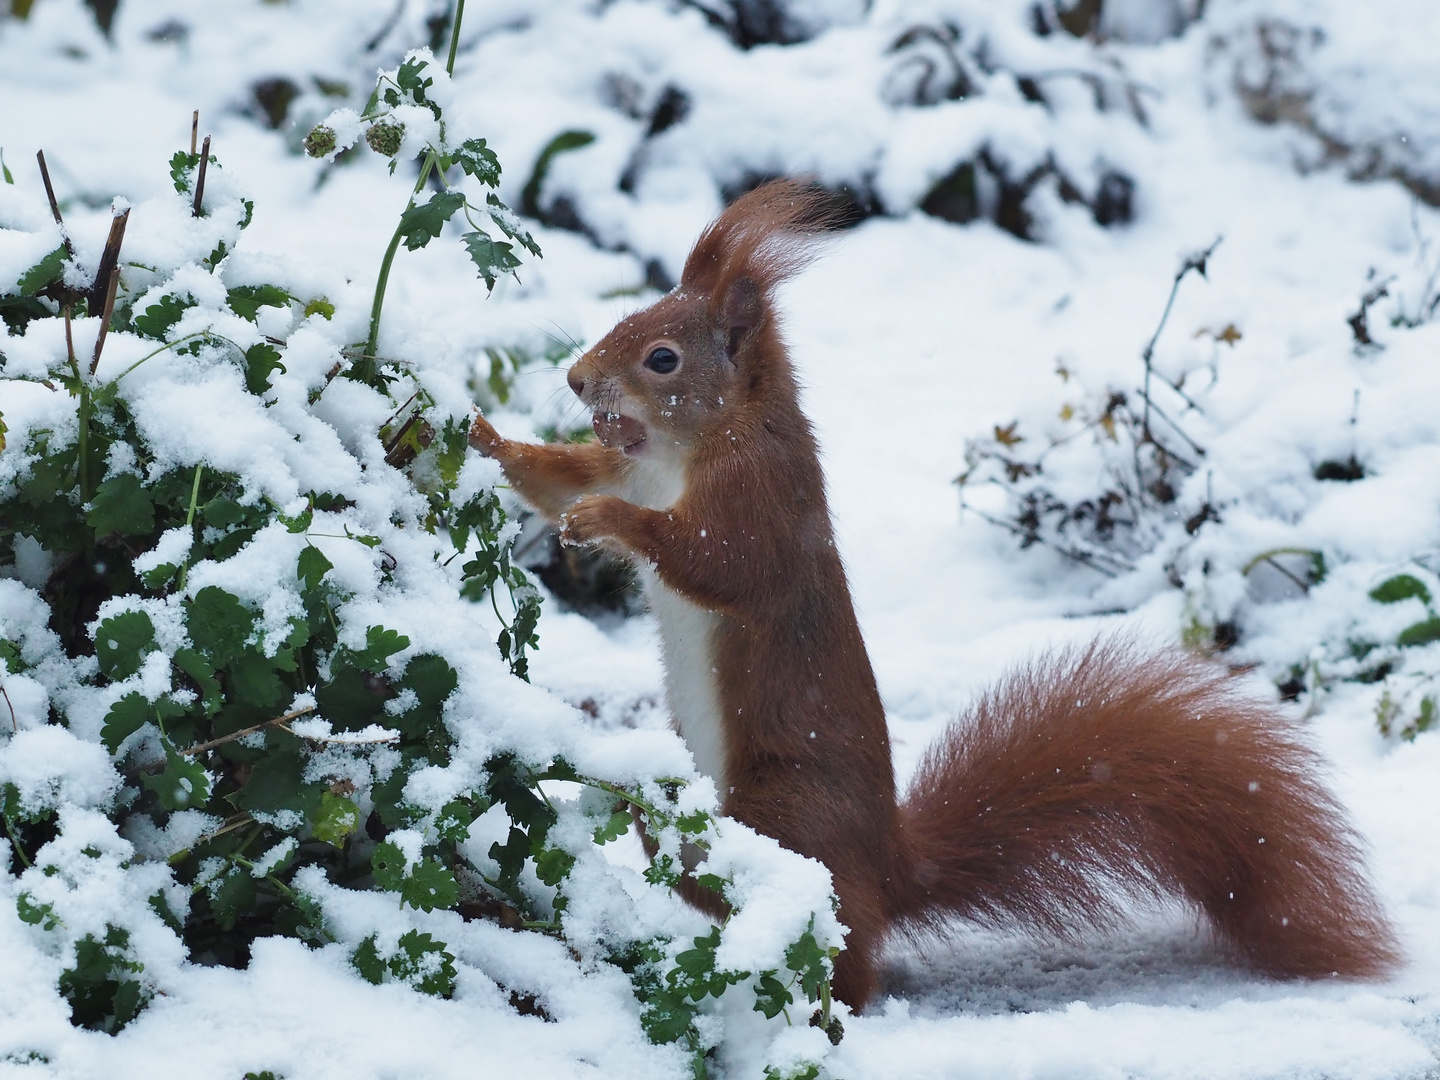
[3,0,1440,1077]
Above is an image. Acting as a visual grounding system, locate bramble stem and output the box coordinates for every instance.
[360,0,467,378]
[179,704,316,757]
[445,0,466,72]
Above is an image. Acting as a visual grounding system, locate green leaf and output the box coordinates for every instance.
[391,930,456,997]
[393,57,438,116]
[434,798,475,845]
[0,639,23,674]
[229,741,322,818]
[87,473,155,537]
[488,826,530,895]
[228,648,285,709]
[16,245,66,296]
[297,544,333,592]
[398,191,465,251]
[401,654,457,711]
[455,138,501,186]
[278,506,312,533]
[1416,696,1439,737]
[784,927,830,1002]
[186,586,254,666]
[139,561,180,590]
[593,809,631,844]
[100,694,151,753]
[303,297,335,320]
[460,231,521,292]
[344,527,381,548]
[352,936,385,984]
[314,664,386,733]
[312,792,361,847]
[17,892,61,931]
[371,841,408,892]
[201,496,246,529]
[172,647,223,715]
[676,810,709,836]
[1397,617,1440,648]
[227,284,292,321]
[210,867,257,931]
[0,148,12,185]
[244,342,286,395]
[752,971,792,1019]
[148,891,183,934]
[1370,574,1433,607]
[400,859,459,912]
[485,193,541,256]
[169,150,200,194]
[140,745,210,811]
[534,847,575,887]
[101,692,186,753]
[94,610,157,682]
[350,625,409,672]
[132,293,195,340]
[59,927,150,1033]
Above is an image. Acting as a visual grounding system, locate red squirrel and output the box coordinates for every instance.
[468,179,1400,1007]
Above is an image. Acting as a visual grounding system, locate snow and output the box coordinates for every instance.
[3,0,1440,1077]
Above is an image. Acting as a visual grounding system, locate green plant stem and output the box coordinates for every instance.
[3,813,33,869]
[362,154,437,375]
[361,0,467,375]
[177,463,204,591]
[112,331,232,384]
[445,0,467,73]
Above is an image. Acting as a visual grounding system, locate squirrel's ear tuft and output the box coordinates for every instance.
[723,276,762,359]
[681,179,839,306]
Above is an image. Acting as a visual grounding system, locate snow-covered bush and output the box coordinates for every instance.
[0,24,845,1079]
[955,213,1440,738]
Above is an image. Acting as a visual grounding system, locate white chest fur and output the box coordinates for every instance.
[642,569,728,794]
[618,448,728,794]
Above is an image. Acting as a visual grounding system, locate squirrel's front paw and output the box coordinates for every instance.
[560,495,626,548]
[468,410,504,457]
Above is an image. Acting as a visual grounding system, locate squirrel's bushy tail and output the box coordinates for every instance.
[894,639,1399,978]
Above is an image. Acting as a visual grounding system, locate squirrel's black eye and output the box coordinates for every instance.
[644,347,679,374]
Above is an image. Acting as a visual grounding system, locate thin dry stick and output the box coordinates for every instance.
[190,109,199,155]
[179,703,316,757]
[89,268,121,376]
[1,684,15,732]
[35,150,77,260]
[1140,236,1222,441]
[86,204,131,317]
[63,306,77,369]
[192,134,211,218]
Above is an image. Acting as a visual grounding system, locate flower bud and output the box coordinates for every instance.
[303,125,336,159]
[365,120,405,158]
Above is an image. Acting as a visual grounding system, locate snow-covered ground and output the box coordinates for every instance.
[3,0,1440,1076]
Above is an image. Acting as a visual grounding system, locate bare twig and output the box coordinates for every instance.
[1,684,15,732]
[1140,237,1222,440]
[1137,395,1204,462]
[190,110,199,156]
[179,703,315,757]
[86,205,131,318]
[192,134,211,218]
[35,150,77,260]
[63,306,77,372]
[959,492,1129,577]
[89,268,121,377]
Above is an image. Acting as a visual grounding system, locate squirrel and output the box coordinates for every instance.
[468,179,1400,1007]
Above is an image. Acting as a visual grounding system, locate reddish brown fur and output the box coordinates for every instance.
[470,180,1399,1007]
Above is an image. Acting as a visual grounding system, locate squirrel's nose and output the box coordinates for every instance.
[567,366,586,399]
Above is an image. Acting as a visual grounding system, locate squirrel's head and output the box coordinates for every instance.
[567,179,837,458]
